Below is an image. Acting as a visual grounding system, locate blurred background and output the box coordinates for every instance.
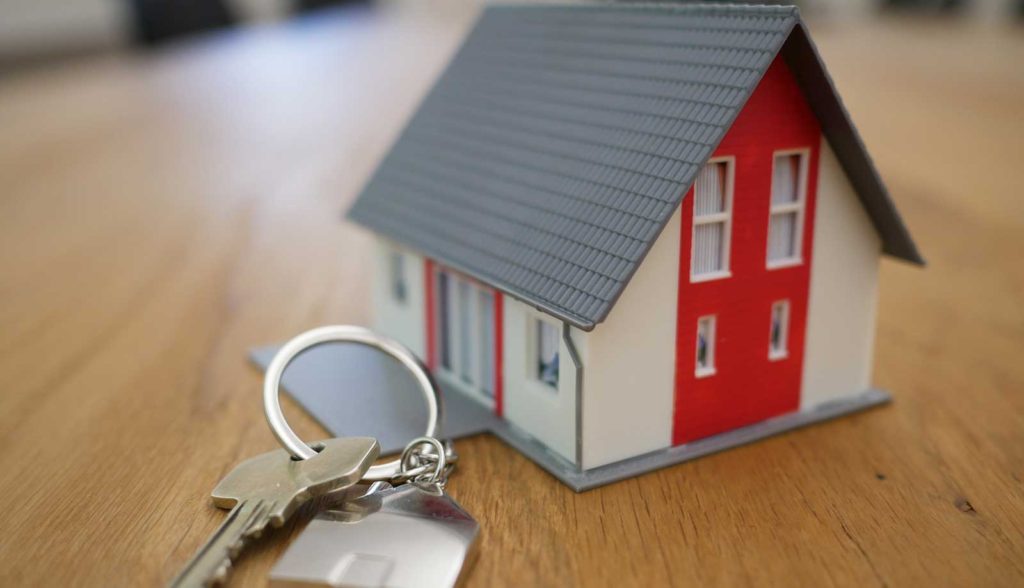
[1,0,1023,75]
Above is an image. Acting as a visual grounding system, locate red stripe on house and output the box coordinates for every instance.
[424,258,436,370]
[494,292,504,418]
[672,56,820,445]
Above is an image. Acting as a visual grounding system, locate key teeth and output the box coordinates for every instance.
[210,560,233,586]
[211,530,251,586]
[245,500,277,537]
[226,536,246,559]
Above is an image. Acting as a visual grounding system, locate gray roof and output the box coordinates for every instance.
[348,3,923,330]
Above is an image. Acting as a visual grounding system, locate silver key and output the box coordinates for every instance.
[170,437,380,588]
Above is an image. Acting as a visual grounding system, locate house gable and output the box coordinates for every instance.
[347,4,921,331]
[781,23,920,264]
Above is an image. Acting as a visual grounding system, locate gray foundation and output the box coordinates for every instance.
[251,344,890,492]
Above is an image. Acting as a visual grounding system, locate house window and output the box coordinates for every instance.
[389,250,407,303]
[767,152,808,266]
[434,266,497,402]
[535,318,560,389]
[695,315,716,377]
[691,160,732,281]
[769,300,790,359]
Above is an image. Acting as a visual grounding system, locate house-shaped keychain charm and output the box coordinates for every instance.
[270,483,479,588]
[262,3,922,491]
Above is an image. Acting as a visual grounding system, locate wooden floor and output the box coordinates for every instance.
[1,5,1022,586]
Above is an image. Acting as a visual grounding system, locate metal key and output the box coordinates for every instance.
[170,436,380,588]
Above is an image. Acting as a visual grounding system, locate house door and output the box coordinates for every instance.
[430,264,503,412]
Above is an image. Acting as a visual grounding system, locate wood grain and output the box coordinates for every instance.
[1,6,1022,586]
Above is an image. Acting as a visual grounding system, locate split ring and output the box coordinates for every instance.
[262,325,443,481]
[399,436,448,484]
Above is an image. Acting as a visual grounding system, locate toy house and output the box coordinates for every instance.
[347,4,922,486]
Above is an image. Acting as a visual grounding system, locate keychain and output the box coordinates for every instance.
[270,437,478,588]
[261,326,479,588]
[169,325,477,587]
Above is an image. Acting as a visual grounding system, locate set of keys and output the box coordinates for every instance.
[169,326,479,588]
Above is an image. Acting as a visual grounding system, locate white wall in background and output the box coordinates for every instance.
[230,0,291,23]
[0,0,126,57]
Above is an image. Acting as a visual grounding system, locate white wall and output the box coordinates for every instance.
[801,138,881,409]
[0,0,125,58]
[371,237,426,358]
[502,297,579,463]
[580,207,681,469]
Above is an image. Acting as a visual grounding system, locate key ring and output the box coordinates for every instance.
[263,325,442,481]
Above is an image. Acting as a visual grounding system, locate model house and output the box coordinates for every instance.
[347,4,922,480]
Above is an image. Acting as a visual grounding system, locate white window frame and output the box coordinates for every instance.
[695,315,717,378]
[530,315,561,392]
[433,266,496,407]
[766,148,810,269]
[769,300,790,360]
[690,157,734,283]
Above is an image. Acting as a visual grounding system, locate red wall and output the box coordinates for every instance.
[672,56,821,445]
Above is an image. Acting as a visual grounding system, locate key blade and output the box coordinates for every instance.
[168,500,266,588]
